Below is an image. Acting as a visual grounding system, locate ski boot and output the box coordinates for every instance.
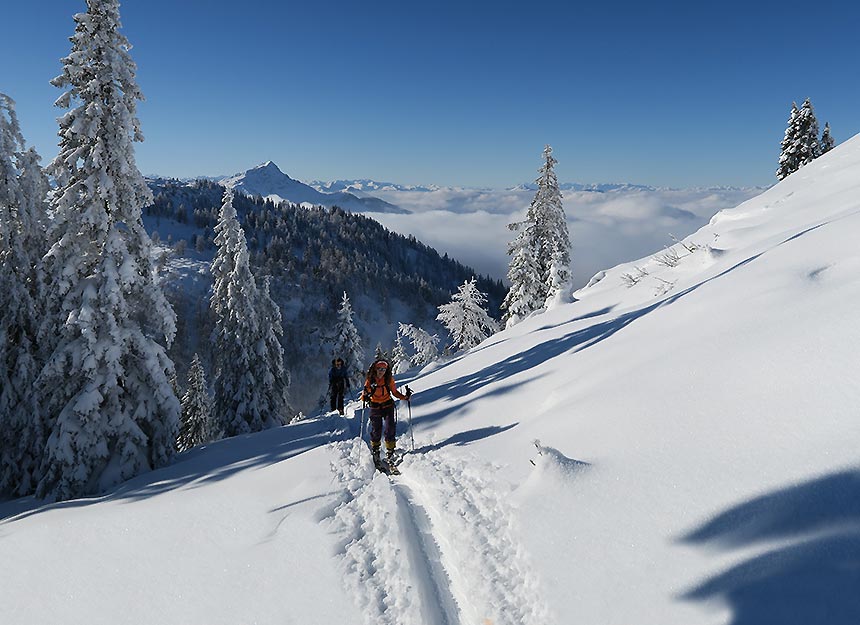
[371,445,386,473]
[385,443,400,475]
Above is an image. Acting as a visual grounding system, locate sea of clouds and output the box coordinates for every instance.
[363,186,765,288]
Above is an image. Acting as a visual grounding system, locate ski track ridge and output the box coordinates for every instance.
[327,438,552,625]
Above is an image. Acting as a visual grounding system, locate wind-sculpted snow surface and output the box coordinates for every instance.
[328,439,551,625]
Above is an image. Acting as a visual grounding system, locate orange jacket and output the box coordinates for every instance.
[362,376,408,406]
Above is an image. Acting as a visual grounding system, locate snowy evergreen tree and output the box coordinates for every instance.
[256,276,290,423]
[36,0,181,502]
[777,99,821,180]
[501,145,571,326]
[776,102,800,181]
[533,145,572,307]
[0,94,48,496]
[437,278,500,352]
[408,325,440,368]
[177,354,215,451]
[501,218,543,327]
[332,291,365,387]
[374,343,388,361]
[794,98,821,167]
[392,325,411,374]
[821,122,835,154]
[211,189,285,437]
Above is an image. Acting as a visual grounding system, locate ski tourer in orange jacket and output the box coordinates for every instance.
[360,359,412,461]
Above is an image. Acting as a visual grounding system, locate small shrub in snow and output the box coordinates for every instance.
[653,277,676,297]
[669,233,702,254]
[652,246,682,268]
[620,266,648,288]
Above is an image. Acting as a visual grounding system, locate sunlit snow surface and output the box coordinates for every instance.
[4,137,860,624]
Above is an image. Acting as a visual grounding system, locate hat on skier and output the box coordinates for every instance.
[374,360,389,369]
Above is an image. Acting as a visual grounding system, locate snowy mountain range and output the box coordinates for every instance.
[313,178,755,195]
[310,179,442,195]
[6,134,858,624]
[221,162,408,214]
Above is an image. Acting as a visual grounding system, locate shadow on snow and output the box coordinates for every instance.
[410,423,519,454]
[0,414,349,525]
[679,468,860,625]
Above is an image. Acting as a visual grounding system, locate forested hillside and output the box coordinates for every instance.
[144,178,506,413]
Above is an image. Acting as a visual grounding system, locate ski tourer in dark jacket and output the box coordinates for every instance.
[329,358,350,415]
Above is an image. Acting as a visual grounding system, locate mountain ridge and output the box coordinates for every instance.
[220,162,408,214]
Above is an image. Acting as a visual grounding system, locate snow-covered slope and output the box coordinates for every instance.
[3,138,860,624]
[222,161,407,213]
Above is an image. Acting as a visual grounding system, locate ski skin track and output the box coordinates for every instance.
[329,438,552,625]
[389,474,463,625]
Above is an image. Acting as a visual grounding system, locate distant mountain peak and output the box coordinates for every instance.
[246,161,291,180]
[221,163,407,214]
[255,160,283,173]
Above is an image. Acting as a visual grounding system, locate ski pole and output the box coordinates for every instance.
[359,398,367,443]
[405,385,415,452]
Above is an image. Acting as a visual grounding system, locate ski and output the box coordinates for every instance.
[373,457,389,474]
[388,449,407,466]
[385,459,401,475]
[372,456,401,475]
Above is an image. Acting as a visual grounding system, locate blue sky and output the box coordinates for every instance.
[2,0,858,188]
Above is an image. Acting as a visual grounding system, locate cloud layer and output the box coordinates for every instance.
[367,186,765,287]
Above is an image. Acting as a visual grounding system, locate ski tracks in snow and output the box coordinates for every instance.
[328,439,551,625]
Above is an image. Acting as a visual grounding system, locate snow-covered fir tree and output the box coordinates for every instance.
[408,325,440,368]
[177,354,215,451]
[36,0,180,502]
[501,218,543,328]
[437,278,500,352]
[794,98,821,167]
[374,343,389,362]
[256,276,291,422]
[0,94,48,497]
[15,146,50,266]
[533,145,572,307]
[501,145,572,326]
[332,291,365,386]
[211,189,286,437]
[392,325,411,374]
[821,122,835,154]
[777,99,821,180]
[776,102,800,181]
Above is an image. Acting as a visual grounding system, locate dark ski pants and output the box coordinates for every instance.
[369,405,396,447]
[330,388,345,414]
